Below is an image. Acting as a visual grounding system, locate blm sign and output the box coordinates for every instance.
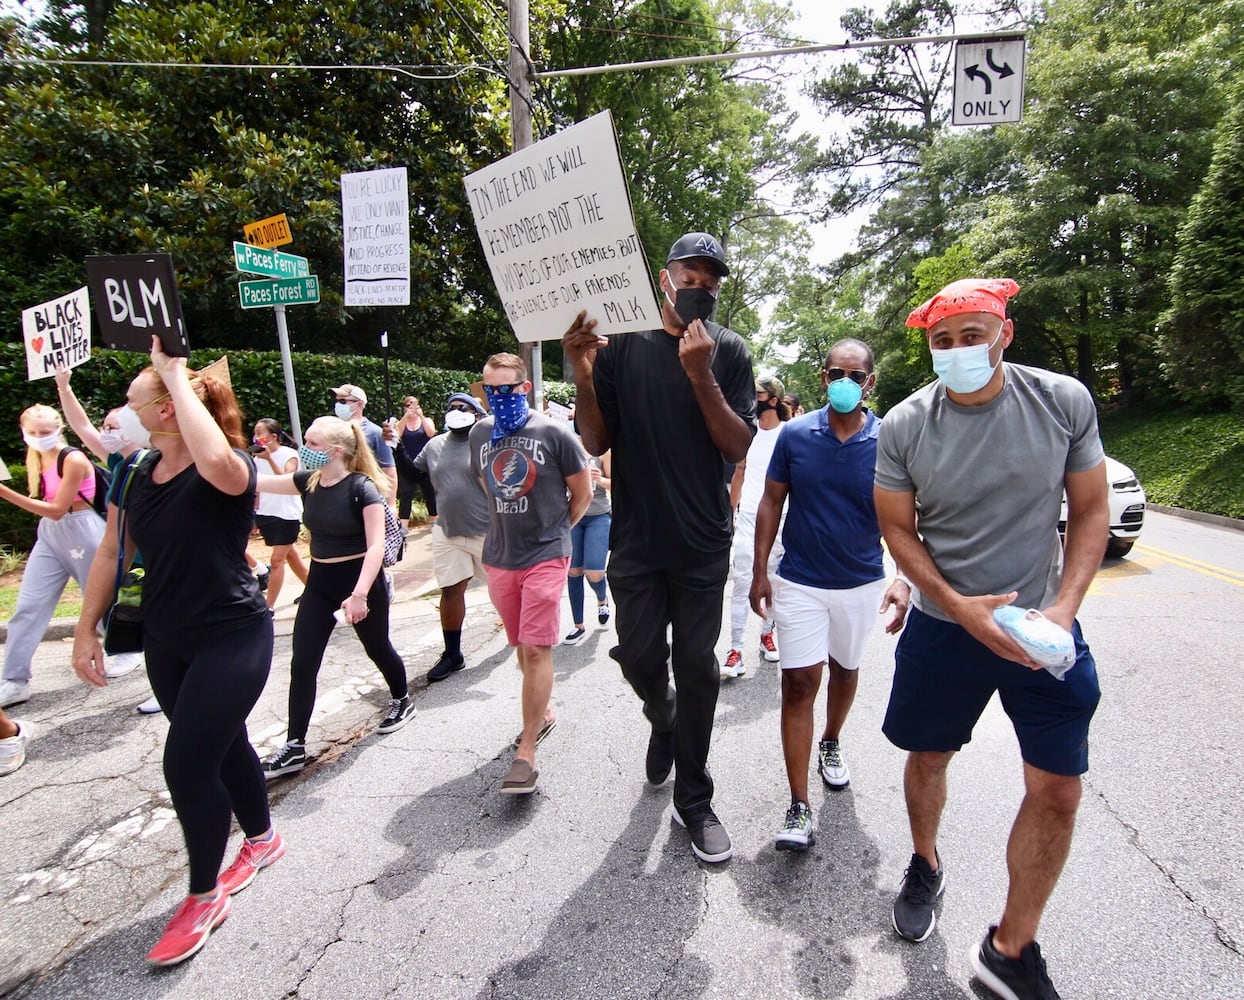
[84,253,190,356]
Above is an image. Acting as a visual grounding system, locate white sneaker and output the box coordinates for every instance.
[720,649,745,678]
[759,631,780,662]
[0,680,30,709]
[136,695,162,715]
[105,651,144,679]
[0,719,30,775]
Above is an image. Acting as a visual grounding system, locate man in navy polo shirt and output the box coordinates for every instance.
[751,339,911,852]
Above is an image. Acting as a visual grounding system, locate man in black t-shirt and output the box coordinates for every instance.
[563,232,756,864]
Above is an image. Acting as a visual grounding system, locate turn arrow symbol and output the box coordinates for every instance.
[985,48,1015,78]
[964,64,993,94]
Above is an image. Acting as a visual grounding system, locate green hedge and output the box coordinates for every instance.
[0,343,576,550]
[1100,405,1244,520]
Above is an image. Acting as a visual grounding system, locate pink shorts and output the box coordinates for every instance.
[485,556,570,648]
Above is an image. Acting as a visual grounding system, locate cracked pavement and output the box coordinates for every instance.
[2,510,1243,998]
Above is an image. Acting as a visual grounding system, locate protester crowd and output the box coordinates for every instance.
[0,240,1108,1000]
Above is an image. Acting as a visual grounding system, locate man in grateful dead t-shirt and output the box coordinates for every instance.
[469,352,592,796]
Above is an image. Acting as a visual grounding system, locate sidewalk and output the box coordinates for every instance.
[3,523,443,644]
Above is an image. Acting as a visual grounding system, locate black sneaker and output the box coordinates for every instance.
[672,804,732,863]
[427,651,465,682]
[255,567,270,593]
[377,696,415,734]
[969,926,1061,1000]
[597,602,611,626]
[892,852,945,942]
[645,725,675,785]
[562,628,587,646]
[262,741,306,780]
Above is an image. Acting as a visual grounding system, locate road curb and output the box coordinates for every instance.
[1147,503,1244,533]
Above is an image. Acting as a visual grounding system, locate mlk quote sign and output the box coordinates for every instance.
[22,287,91,380]
[464,111,659,342]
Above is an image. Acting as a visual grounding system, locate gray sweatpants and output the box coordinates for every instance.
[3,510,106,683]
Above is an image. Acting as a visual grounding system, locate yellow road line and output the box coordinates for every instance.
[1134,543,1244,587]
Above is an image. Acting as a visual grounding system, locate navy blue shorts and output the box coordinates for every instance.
[883,607,1101,776]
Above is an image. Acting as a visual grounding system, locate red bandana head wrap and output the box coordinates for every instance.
[905,278,1020,329]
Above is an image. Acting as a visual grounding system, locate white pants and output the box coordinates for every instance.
[729,508,783,648]
[3,510,105,683]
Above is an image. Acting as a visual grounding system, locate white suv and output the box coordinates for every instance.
[1060,456,1146,559]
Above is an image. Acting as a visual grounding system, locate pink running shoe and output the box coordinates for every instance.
[219,830,286,896]
[146,891,231,966]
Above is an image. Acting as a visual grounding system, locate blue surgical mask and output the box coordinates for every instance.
[299,445,330,470]
[827,377,863,414]
[485,387,531,443]
[932,329,1003,394]
[333,402,354,420]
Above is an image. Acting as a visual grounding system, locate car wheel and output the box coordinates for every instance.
[1105,537,1134,559]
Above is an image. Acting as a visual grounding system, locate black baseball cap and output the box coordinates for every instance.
[665,232,729,277]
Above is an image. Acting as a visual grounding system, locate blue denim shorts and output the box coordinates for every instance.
[882,607,1101,776]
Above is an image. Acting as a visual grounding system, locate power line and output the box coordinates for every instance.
[0,55,495,81]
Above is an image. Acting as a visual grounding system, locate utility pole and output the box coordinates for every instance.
[507,0,543,411]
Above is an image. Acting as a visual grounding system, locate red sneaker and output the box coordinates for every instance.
[219,830,286,896]
[146,891,231,966]
[759,631,780,662]
[721,649,745,678]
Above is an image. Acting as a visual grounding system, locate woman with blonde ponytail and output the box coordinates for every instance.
[255,415,412,779]
[0,403,139,710]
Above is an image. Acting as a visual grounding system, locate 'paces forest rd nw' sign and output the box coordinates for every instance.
[463,110,659,343]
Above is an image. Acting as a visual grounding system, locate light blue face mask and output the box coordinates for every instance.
[299,445,330,470]
[931,328,1003,394]
[826,377,863,414]
[333,402,354,421]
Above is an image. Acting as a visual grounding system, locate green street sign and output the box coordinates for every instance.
[232,241,310,279]
[238,275,321,309]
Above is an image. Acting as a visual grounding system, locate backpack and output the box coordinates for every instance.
[54,447,112,516]
[349,474,407,567]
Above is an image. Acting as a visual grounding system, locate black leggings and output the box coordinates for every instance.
[287,558,408,743]
[145,615,274,895]
[398,470,437,520]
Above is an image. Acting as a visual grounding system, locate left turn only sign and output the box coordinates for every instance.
[952,37,1026,126]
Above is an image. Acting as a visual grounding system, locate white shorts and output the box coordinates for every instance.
[431,525,485,588]
[773,576,887,671]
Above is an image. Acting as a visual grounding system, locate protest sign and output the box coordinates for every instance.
[22,286,91,381]
[464,110,659,343]
[341,167,410,306]
[546,400,573,423]
[84,253,190,356]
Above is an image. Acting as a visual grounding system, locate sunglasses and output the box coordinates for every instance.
[824,368,870,385]
[448,404,475,412]
[485,382,525,395]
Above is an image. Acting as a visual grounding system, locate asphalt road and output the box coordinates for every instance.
[2,510,1242,999]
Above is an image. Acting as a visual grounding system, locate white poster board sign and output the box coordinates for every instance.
[464,110,659,343]
[22,286,91,381]
[341,166,410,306]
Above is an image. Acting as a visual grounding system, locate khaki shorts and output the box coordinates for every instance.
[432,524,485,588]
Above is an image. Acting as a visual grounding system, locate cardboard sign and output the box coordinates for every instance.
[464,110,659,343]
[22,286,91,381]
[341,167,410,306]
[84,254,190,356]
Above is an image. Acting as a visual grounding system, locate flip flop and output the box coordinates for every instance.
[500,758,538,795]
[513,717,557,748]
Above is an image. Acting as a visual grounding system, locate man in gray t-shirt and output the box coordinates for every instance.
[874,278,1108,1000]
[389,392,491,683]
[469,353,591,797]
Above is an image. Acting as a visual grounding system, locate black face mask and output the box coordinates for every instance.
[669,287,717,327]
[756,398,774,413]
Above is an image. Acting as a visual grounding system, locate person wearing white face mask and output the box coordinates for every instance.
[53,369,153,707]
[0,404,119,710]
[385,391,490,682]
[875,278,1109,1000]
